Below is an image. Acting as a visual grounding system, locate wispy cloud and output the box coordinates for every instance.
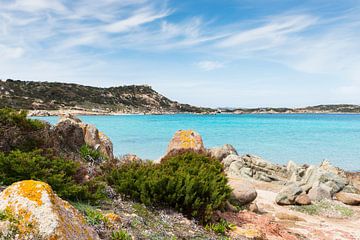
[195,61,224,71]
[1,0,360,106]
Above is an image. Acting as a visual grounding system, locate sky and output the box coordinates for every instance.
[0,0,360,108]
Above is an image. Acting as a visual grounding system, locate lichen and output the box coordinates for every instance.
[0,180,99,240]
[17,180,52,206]
[179,130,196,149]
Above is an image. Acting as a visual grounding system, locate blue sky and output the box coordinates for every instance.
[0,0,360,107]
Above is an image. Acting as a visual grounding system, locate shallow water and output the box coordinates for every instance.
[35,114,360,170]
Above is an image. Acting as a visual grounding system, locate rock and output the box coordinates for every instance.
[276,184,303,205]
[54,120,86,152]
[165,130,205,156]
[335,192,360,206]
[230,184,257,206]
[248,202,259,213]
[224,154,288,184]
[119,154,142,164]
[222,154,243,170]
[225,201,238,212]
[275,212,305,221]
[98,131,114,160]
[308,184,332,202]
[207,144,238,161]
[0,180,99,240]
[83,124,99,147]
[295,193,311,205]
[58,114,114,160]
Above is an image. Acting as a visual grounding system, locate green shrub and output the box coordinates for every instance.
[111,230,132,240]
[205,219,235,235]
[0,108,44,130]
[107,152,231,223]
[0,150,106,202]
[80,144,104,163]
[73,202,108,226]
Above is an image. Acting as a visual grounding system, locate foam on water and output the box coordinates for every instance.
[35,114,360,170]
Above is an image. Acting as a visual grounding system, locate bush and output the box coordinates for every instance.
[111,230,132,240]
[205,219,235,235]
[0,150,106,202]
[80,144,104,163]
[0,108,44,130]
[107,152,231,223]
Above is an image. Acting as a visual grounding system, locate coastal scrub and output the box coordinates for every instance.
[107,151,231,223]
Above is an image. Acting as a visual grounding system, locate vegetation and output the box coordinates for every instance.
[111,230,132,240]
[205,219,235,235]
[0,150,106,202]
[292,199,354,217]
[73,202,108,226]
[0,79,212,113]
[0,108,44,130]
[107,152,231,223]
[80,144,104,163]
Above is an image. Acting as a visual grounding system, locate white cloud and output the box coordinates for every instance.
[4,0,67,13]
[0,44,24,59]
[217,15,318,51]
[195,61,224,71]
[104,8,170,33]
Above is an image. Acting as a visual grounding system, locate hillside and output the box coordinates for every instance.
[0,79,213,114]
[219,104,360,114]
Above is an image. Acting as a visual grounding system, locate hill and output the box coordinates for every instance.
[219,104,360,114]
[0,79,213,114]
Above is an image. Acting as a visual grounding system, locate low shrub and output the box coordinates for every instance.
[107,152,231,223]
[0,150,106,202]
[80,144,104,163]
[73,202,108,226]
[0,108,44,130]
[205,219,235,235]
[111,230,132,240]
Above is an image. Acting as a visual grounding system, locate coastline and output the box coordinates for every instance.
[27,108,360,117]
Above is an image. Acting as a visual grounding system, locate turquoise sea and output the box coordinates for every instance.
[36,114,360,171]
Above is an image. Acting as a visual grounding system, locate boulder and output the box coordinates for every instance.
[165,130,205,156]
[308,184,332,202]
[58,114,114,160]
[230,184,257,206]
[222,154,242,170]
[0,180,99,240]
[208,144,238,161]
[334,192,360,206]
[275,184,303,205]
[53,120,85,152]
[295,193,311,205]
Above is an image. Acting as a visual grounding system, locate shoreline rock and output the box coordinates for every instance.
[0,180,99,240]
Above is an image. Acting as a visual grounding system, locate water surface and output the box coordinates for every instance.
[36,114,360,170]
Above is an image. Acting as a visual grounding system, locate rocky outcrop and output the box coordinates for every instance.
[223,154,288,183]
[0,180,99,240]
[164,130,205,158]
[207,144,238,161]
[276,184,304,205]
[58,113,114,160]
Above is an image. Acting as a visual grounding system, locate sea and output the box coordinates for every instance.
[34,114,360,171]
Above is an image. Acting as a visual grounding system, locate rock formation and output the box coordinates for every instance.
[164,130,205,158]
[58,113,114,160]
[223,154,288,183]
[0,180,99,240]
[207,144,238,161]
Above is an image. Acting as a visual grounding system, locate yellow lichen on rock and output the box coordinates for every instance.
[17,180,52,206]
[165,130,205,156]
[0,180,99,240]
